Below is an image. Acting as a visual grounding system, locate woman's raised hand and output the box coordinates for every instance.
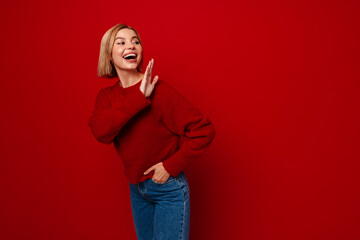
[139,59,159,98]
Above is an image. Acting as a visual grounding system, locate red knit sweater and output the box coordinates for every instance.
[88,78,216,184]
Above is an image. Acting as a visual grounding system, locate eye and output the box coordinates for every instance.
[117,42,125,45]
[134,41,140,44]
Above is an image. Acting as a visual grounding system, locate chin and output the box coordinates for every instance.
[116,60,140,71]
[121,66,139,71]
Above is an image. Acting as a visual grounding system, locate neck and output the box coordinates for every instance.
[115,68,143,88]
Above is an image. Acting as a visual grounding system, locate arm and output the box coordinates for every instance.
[159,81,216,176]
[88,87,151,144]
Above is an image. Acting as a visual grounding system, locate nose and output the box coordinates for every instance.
[127,42,135,49]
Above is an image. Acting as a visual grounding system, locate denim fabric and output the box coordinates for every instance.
[129,171,190,240]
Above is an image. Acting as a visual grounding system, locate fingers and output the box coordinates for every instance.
[143,166,154,175]
[140,63,149,89]
[139,59,156,97]
[144,62,149,75]
[145,61,150,79]
[143,59,155,86]
[152,75,159,86]
[153,173,170,183]
[147,59,153,80]
[150,162,169,183]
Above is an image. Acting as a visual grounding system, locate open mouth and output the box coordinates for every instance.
[123,53,137,60]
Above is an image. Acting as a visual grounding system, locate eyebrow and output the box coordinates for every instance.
[115,36,138,40]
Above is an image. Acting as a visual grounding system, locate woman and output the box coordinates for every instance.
[88,23,216,240]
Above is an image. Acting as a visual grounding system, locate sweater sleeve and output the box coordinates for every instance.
[88,87,151,144]
[158,81,216,176]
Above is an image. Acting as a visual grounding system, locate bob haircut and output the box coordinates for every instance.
[97,24,143,78]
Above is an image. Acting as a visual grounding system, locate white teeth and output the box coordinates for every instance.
[124,53,136,58]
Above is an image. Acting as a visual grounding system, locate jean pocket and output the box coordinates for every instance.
[151,176,176,185]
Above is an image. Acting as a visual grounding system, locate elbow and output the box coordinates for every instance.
[211,123,216,140]
[208,122,216,143]
[93,132,114,145]
[88,122,114,145]
[96,135,114,145]
[203,115,216,143]
[91,129,114,145]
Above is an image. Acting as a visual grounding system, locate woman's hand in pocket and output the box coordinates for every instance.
[143,162,170,183]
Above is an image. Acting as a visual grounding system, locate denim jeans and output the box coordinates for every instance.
[129,171,190,240]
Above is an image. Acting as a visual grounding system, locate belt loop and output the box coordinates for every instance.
[176,171,184,187]
[180,171,188,186]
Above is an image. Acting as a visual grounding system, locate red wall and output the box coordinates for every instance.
[1,0,359,239]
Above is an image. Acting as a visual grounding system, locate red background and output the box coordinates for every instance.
[1,0,359,239]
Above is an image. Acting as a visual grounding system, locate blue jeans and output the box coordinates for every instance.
[129,171,191,240]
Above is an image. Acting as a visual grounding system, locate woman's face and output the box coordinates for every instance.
[111,28,143,72]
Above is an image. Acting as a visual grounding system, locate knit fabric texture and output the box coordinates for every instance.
[88,78,216,184]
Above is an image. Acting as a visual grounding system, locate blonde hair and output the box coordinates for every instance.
[97,24,143,78]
